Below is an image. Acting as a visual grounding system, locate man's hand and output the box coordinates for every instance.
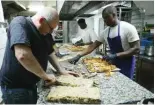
[44,74,56,87]
[74,42,84,46]
[74,39,84,46]
[55,52,63,58]
[102,53,117,61]
[68,55,82,64]
[59,69,79,77]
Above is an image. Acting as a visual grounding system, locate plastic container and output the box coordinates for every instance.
[140,39,153,46]
[140,46,145,55]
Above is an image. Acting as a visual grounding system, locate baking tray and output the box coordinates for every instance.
[82,58,120,73]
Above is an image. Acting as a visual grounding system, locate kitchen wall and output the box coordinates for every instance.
[0,0,6,68]
[93,14,103,37]
[56,0,65,14]
[0,28,6,67]
[85,17,94,30]
[68,20,78,42]
[92,13,105,53]
[0,0,4,22]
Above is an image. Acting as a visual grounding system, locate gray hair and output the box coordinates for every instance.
[36,7,58,22]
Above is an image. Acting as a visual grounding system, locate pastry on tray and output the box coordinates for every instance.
[83,57,119,76]
[46,86,101,104]
[56,75,94,87]
[67,45,85,52]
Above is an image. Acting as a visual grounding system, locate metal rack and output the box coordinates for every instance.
[117,6,145,37]
[130,8,145,37]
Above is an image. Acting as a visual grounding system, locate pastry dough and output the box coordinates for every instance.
[56,75,94,87]
[46,86,101,104]
[67,45,85,52]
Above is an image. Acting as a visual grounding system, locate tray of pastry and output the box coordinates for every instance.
[82,57,120,74]
[46,86,101,104]
[66,45,86,52]
[46,75,101,104]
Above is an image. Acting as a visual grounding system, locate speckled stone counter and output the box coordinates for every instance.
[37,44,154,104]
[37,67,153,104]
[99,73,153,104]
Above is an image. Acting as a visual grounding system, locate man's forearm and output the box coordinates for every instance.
[117,47,140,58]
[84,42,93,45]
[80,41,102,56]
[53,45,59,53]
[15,48,48,80]
[80,45,94,56]
[48,52,62,73]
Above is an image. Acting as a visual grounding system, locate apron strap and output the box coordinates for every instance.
[118,22,120,37]
[108,27,111,38]
[108,22,120,38]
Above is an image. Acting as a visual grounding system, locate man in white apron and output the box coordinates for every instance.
[71,19,98,55]
[69,6,140,79]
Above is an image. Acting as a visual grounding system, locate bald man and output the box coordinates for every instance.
[69,6,140,79]
[0,7,78,104]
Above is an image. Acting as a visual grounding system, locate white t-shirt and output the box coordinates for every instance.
[72,27,98,44]
[97,21,140,51]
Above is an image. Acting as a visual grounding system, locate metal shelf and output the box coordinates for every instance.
[131,22,143,24]
[131,18,144,20]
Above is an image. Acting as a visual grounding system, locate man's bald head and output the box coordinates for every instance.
[102,6,118,27]
[102,6,117,16]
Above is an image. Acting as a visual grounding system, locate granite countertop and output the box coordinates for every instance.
[99,73,153,104]
[37,44,154,104]
[37,71,153,104]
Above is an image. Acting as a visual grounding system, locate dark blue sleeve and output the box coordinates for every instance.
[49,35,55,54]
[44,34,55,55]
[9,20,31,50]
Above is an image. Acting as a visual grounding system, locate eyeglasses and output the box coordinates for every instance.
[44,18,53,34]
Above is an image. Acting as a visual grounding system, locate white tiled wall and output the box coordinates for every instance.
[0,0,4,23]
[0,28,7,48]
[0,48,5,68]
[0,28,7,68]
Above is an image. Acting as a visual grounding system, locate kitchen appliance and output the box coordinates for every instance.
[145,45,154,56]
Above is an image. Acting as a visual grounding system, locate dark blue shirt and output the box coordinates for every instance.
[0,16,54,88]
